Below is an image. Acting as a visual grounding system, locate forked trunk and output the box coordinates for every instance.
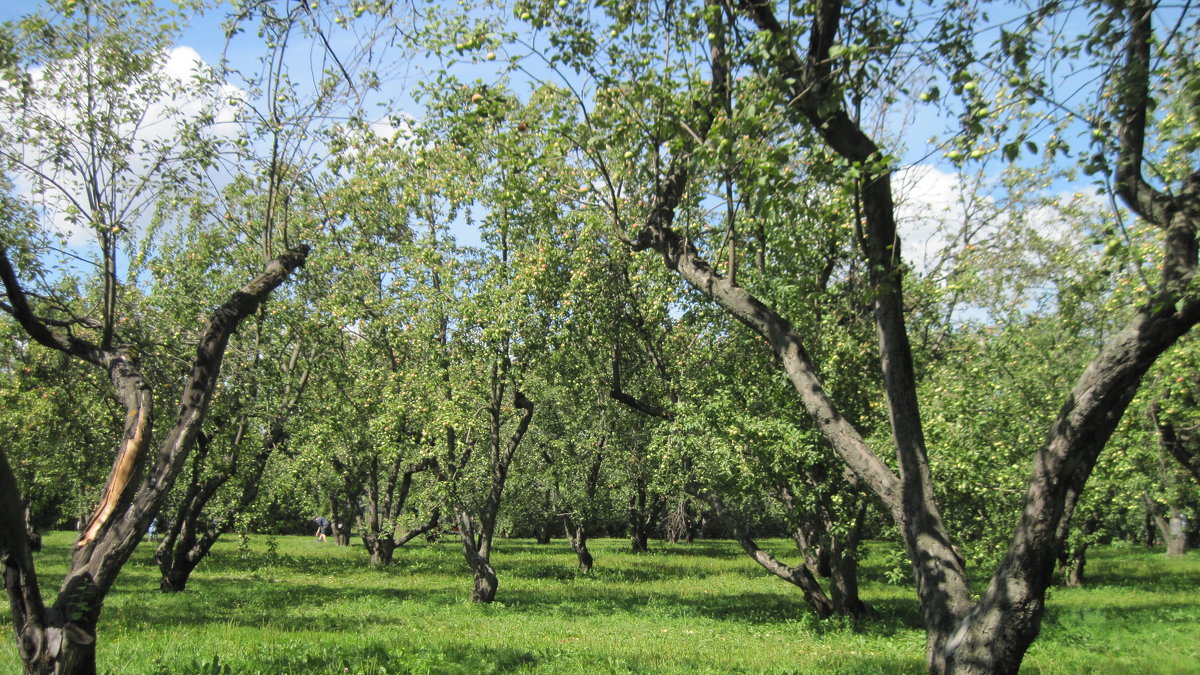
[455,381,533,603]
[364,534,397,566]
[17,632,97,675]
[572,539,594,574]
[0,247,308,675]
[627,478,662,554]
[159,564,193,593]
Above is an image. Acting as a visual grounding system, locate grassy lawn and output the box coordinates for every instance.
[2,534,1198,673]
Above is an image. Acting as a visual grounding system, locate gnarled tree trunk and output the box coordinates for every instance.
[628,0,1198,669]
[456,362,534,603]
[361,455,432,566]
[0,247,308,673]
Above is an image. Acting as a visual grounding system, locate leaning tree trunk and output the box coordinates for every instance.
[156,428,230,592]
[156,333,311,591]
[619,0,1200,670]
[0,247,307,674]
[701,491,835,618]
[157,426,283,591]
[549,447,603,574]
[458,511,499,603]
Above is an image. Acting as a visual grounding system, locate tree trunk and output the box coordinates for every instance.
[455,376,533,603]
[532,488,553,544]
[156,502,213,593]
[702,491,835,618]
[1063,545,1087,587]
[361,455,430,565]
[327,473,361,548]
[827,498,867,615]
[365,534,397,566]
[459,511,499,603]
[331,509,352,546]
[12,632,97,675]
[0,247,308,675]
[627,476,663,554]
[1146,496,1189,557]
[790,521,823,575]
[622,0,1200,668]
[564,517,594,573]
[156,429,226,593]
[1167,509,1188,556]
[470,563,498,603]
[630,526,649,554]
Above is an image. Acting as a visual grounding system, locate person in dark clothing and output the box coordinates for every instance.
[312,516,331,542]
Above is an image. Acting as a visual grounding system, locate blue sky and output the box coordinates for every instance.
[0,0,1125,276]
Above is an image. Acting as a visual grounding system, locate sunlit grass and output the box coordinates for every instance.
[1,534,1197,673]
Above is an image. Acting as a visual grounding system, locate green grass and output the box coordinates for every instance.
[2,535,1198,673]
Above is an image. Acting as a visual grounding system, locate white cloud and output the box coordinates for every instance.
[893,164,978,274]
[0,45,247,250]
[149,46,246,135]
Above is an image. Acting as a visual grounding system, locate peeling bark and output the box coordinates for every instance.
[1,246,308,673]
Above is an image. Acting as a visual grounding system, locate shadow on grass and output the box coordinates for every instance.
[30,533,1200,663]
[1040,599,1200,631]
[165,641,539,675]
[106,578,464,632]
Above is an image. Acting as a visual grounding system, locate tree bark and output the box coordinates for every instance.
[620,0,1200,669]
[563,518,594,573]
[0,246,308,673]
[1144,495,1189,557]
[458,511,499,603]
[456,370,533,602]
[702,491,835,618]
[1063,545,1087,588]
